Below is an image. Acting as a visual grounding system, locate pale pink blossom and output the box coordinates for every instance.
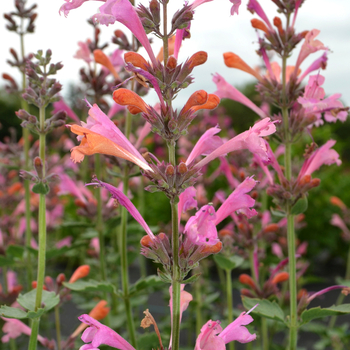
[194,117,276,169]
[213,73,267,119]
[190,0,213,10]
[297,52,328,83]
[331,214,350,239]
[74,40,92,64]
[195,305,257,349]
[298,140,341,180]
[59,0,105,17]
[186,126,224,165]
[229,0,241,15]
[78,314,136,350]
[178,187,198,223]
[295,29,327,70]
[2,318,47,346]
[56,236,73,249]
[92,0,157,66]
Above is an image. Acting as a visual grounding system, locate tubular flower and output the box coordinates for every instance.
[78,314,136,350]
[223,52,262,81]
[93,49,120,79]
[213,73,267,119]
[195,305,257,349]
[69,265,90,283]
[247,0,273,31]
[113,88,151,115]
[229,0,242,15]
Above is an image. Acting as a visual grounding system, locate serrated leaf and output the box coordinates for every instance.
[0,305,27,319]
[182,273,201,284]
[32,182,50,195]
[291,195,308,215]
[63,280,117,294]
[129,275,163,295]
[214,254,244,271]
[301,304,350,324]
[17,289,59,312]
[242,296,285,322]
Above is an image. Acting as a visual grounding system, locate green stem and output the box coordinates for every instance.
[120,111,137,347]
[329,246,350,328]
[225,269,234,350]
[249,249,258,283]
[28,104,46,350]
[171,199,181,350]
[261,317,269,350]
[54,305,62,350]
[195,276,203,336]
[162,1,169,65]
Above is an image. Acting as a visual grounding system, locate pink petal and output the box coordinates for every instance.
[229,0,242,15]
[213,73,267,119]
[195,320,225,350]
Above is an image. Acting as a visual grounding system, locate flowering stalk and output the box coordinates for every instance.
[120,109,137,347]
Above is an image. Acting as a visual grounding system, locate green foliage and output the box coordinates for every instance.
[300,304,350,325]
[213,254,244,271]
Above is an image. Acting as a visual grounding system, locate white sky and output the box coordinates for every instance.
[1,0,350,109]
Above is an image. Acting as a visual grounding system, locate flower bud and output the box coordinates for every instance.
[141,235,154,247]
[273,17,284,36]
[271,272,289,284]
[310,178,321,188]
[239,274,256,289]
[69,265,90,283]
[34,157,43,179]
[89,300,110,320]
[56,273,66,286]
[150,0,161,24]
[188,51,207,70]
[182,90,208,114]
[178,162,188,174]
[251,18,269,34]
[166,56,177,70]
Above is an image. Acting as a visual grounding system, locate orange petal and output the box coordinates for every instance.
[251,18,269,35]
[70,125,152,171]
[94,49,120,79]
[224,52,262,81]
[69,265,90,283]
[330,196,346,210]
[239,274,256,289]
[188,51,208,70]
[113,88,150,114]
[182,90,208,114]
[190,94,220,112]
[7,182,23,195]
[272,272,289,284]
[124,52,149,70]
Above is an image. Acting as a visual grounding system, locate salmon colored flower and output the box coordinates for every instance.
[113,88,150,115]
[69,265,90,283]
[93,49,120,79]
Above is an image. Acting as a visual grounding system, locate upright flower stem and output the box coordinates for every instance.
[120,110,137,348]
[225,269,234,350]
[54,305,62,350]
[281,52,298,349]
[28,104,47,350]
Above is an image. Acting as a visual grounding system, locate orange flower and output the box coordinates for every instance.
[271,272,289,284]
[124,52,149,70]
[239,274,256,289]
[188,51,208,70]
[330,196,346,210]
[71,300,110,338]
[69,265,90,283]
[113,88,150,115]
[181,90,208,114]
[223,52,262,81]
[70,125,153,171]
[251,18,269,34]
[93,49,120,79]
[189,94,220,112]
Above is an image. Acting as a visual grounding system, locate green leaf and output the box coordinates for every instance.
[63,279,117,294]
[32,182,50,195]
[242,296,285,323]
[213,254,244,271]
[27,309,45,319]
[291,195,308,215]
[6,245,25,259]
[182,273,201,284]
[129,275,163,296]
[46,243,85,259]
[0,305,27,319]
[301,304,350,325]
[17,289,59,312]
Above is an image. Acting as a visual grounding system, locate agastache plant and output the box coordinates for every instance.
[59,1,279,349]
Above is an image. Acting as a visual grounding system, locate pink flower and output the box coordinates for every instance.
[195,305,257,349]
[74,40,92,64]
[194,117,276,169]
[297,52,328,83]
[190,0,213,10]
[2,318,48,346]
[247,0,273,31]
[78,314,136,350]
[89,179,155,240]
[298,140,341,180]
[92,0,157,66]
[178,186,198,224]
[59,0,105,17]
[186,126,224,165]
[213,73,267,119]
[229,0,242,15]
[184,177,257,245]
[295,29,327,70]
